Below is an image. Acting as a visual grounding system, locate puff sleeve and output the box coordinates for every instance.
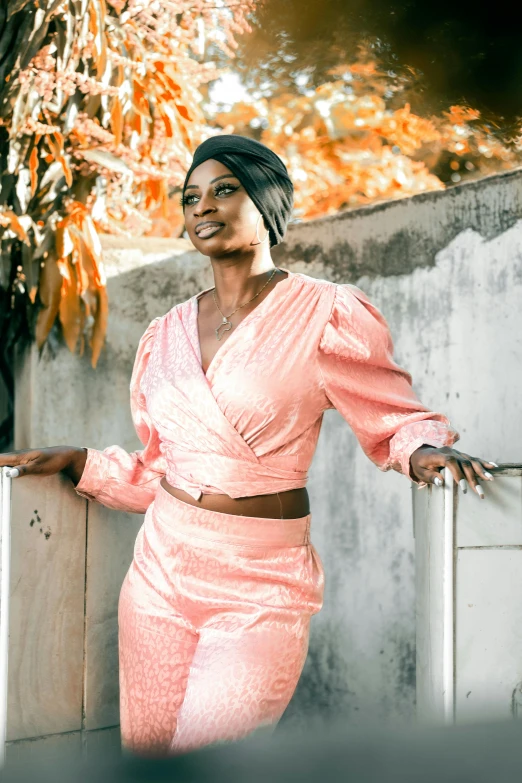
[74,317,167,512]
[318,284,460,484]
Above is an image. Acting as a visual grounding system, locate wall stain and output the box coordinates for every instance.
[394,638,416,700]
[281,627,357,727]
[276,169,522,282]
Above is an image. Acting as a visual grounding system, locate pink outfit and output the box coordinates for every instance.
[118,484,322,755]
[75,271,459,754]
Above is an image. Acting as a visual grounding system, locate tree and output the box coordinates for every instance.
[0,0,253,448]
[234,0,522,125]
[211,53,519,219]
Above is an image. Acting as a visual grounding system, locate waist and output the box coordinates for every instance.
[160,477,310,519]
[163,448,309,504]
[154,483,311,547]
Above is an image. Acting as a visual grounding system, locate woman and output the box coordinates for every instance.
[0,135,497,756]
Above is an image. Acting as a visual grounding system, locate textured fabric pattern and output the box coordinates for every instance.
[118,483,323,755]
[76,271,459,509]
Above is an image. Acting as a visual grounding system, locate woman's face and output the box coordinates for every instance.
[182,158,265,256]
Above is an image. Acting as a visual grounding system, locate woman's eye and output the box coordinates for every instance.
[181,193,198,206]
[214,183,237,196]
[180,182,237,207]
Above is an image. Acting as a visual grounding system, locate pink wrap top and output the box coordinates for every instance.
[75,271,459,513]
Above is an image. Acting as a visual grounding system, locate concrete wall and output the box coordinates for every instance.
[10,168,522,750]
[276,168,522,728]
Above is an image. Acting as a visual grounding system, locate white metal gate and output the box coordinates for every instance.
[415,465,522,723]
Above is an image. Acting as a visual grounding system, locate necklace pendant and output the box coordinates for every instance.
[216,318,232,341]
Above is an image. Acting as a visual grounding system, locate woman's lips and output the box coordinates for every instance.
[196,223,225,239]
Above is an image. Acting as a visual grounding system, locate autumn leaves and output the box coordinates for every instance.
[0,0,254,366]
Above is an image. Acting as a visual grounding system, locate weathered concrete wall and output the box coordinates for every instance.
[278,168,522,728]
[11,168,522,748]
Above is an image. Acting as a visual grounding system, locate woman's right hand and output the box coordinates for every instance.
[0,446,88,485]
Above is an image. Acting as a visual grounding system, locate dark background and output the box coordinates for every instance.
[234,0,522,133]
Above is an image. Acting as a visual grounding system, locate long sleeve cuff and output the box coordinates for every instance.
[390,419,460,486]
[74,448,111,501]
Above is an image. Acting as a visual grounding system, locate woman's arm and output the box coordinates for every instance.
[0,446,87,482]
[0,320,165,513]
[72,317,166,514]
[318,284,495,495]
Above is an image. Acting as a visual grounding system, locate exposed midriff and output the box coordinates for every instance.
[160,477,310,519]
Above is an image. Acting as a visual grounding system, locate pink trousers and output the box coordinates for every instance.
[117,484,325,756]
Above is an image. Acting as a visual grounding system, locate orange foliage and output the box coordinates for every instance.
[211,56,520,219]
[2,13,520,370]
[1,0,254,366]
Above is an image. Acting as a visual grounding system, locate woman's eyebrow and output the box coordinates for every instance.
[184,174,240,191]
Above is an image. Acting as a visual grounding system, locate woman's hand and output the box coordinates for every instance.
[0,446,88,485]
[410,445,498,498]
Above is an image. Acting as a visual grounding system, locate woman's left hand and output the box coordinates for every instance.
[409,445,498,498]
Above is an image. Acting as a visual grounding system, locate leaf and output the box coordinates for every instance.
[79,215,105,287]
[43,0,65,23]
[59,257,83,353]
[37,160,64,193]
[9,84,30,140]
[7,0,33,19]
[0,12,32,95]
[75,245,90,295]
[29,145,39,196]
[154,64,182,96]
[132,82,151,120]
[21,238,39,296]
[158,103,178,138]
[35,253,62,348]
[90,0,107,75]
[61,154,73,187]
[55,222,74,258]
[68,212,106,292]
[90,285,108,368]
[0,10,30,62]
[15,167,31,212]
[80,148,133,175]
[111,96,123,145]
[46,133,72,187]
[19,10,49,70]
[175,103,191,122]
[129,111,142,135]
[0,209,30,244]
[32,227,55,261]
[18,214,34,237]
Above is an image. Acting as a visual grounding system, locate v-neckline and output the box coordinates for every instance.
[193,268,296,379]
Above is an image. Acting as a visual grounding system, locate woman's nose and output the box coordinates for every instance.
[194,200,216,217]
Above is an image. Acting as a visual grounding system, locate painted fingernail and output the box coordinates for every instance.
[488,462,499,467]
[434,477,443,487]
[484,472,494,480]
[5,468,20,478]
[476,484,485,499]
[459,479,468,493]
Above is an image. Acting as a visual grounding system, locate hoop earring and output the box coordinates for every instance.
[255,214,269,244]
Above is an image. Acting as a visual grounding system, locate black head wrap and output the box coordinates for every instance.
[182,134,294,247]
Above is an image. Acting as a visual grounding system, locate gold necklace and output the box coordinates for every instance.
[212,267,279,341]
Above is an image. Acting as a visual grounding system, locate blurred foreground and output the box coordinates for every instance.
[2,718,522,783]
